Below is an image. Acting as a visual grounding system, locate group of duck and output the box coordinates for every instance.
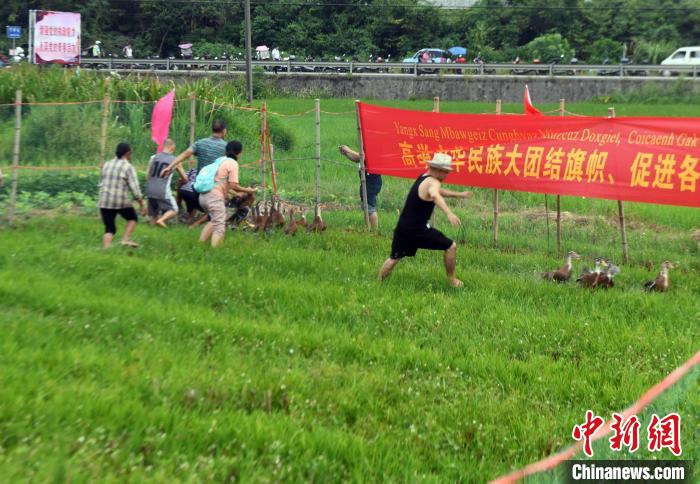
[245,198,327,236]
[541,251,676,291]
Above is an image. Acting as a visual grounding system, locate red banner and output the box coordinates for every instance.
[357,102,700,208]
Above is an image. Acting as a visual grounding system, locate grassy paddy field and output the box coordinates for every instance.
[0,98,698,481]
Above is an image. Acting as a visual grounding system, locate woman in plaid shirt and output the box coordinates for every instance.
[98,143,145,248]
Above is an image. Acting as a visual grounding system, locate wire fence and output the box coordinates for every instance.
[1,93,638,257]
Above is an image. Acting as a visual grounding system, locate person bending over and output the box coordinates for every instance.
[145,139,187,228]
[198,141,257,247]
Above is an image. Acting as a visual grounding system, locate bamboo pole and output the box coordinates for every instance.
[430,96,440,227]
[315,98,322,217]
[609,106,629,263]
[189,92,196,169]
[355,100,370,229]
[270,143,278,195]
[261,102,268,207]
[556,98,565,253]
[545,194,551,253]
[493,99,501,247]
[99,93,110,164]
[8,90,22,225]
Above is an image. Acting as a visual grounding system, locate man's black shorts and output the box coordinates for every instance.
[100,207,138,234]
[390,226,454,259]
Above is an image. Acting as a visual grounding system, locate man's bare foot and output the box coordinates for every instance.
[121,240,139,248]
[156,220,167,228]
[449,278,464,288]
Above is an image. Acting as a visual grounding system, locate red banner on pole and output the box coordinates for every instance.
[358,102,700,208]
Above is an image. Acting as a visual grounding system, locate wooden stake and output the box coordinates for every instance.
[355,100,370,229]
[189,92,196,170]
[8,90,22,225]
[545,194,550,253]
[556,195,561,254]
[315,98,321,217]
[261,102,268,207]
[609,106,629,263]
[99,93,110,164]
[270,143,278,195]
[493,99,501,247]
[430,96,440,227]
[556,98,565,253]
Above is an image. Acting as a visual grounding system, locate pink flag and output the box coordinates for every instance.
[151,90,175,152]
[524,85,542,115]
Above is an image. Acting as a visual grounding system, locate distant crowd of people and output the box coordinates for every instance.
[98,119,472,286]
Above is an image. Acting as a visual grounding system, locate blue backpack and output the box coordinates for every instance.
[193,157,227,193]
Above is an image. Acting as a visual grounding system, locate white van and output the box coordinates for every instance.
[661,47,700,66]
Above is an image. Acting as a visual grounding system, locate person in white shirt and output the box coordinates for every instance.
[122,43,133,58]
[272,47,281,61]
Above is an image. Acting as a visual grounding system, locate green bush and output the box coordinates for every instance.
[523,33,575,64]
[588,39,623,64]
[631,40,676,64]
[593,78,700,104]
[20,105,103,165]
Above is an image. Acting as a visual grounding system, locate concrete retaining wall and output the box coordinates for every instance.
[140,71,699,102]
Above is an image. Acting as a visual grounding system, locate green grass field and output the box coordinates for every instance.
[0,98,698,481]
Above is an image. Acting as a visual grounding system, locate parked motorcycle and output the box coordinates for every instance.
[511,56,543,75]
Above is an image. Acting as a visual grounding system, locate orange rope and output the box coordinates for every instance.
[13,165,101,171]
[319,110,354,115]
[491,350,700,483]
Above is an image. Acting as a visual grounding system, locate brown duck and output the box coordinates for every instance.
[263,202,276,232]
[595,260,620,289]
[644,261,676,292]
[576,257,607,288]
[273,198,286,228]
[541,251,581,282]
[284,208,298,236]
[308,208,327,233]
[255,203,269,233]
[296,211,308,228]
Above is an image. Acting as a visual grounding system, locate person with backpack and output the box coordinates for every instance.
[196,140,257,248]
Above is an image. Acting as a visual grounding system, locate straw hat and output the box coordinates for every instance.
[427,152,453,172]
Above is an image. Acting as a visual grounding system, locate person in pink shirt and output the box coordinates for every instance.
[198,141,257,248]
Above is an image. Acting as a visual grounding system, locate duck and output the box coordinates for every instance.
[308,208,327,233]
[284,208,298,236]
[263,202,276,232]
[541,251,581,282]
[255,203,269,233]
[576,257,607,288]
[644,261,676,292]
[247,203,260,230]
[596,260,621,289]
[273,198,286,228]
[296,211,308,228]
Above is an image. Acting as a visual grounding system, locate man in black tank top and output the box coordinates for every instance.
[379,153,472,288]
